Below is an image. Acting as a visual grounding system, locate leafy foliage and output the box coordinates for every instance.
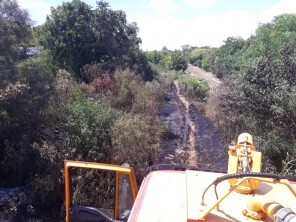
[145,50,165,65]
[243,14,296,60]
[41,0,149,79]
[0,0,169,219]
[188,47,215,71]
[0,56,54,186]
[146,49,188,72]
[29,68,167,216]
[111,113,164,180]
[179,76,210,101]
[206,14,296,173]
[208,38,296,171]
[0,0,32,87]
[63,90,118,161]
[42,0,94,76]
[168,50,188,71]
[211,37,246,78]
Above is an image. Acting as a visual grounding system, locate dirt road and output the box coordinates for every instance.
[186,65,227,171]
[158,65,227,171]
[186,64,221,88]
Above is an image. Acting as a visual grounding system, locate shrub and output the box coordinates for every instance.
[54,69,78,101]
[31,89,119,216]
[110,69,139,112]
[207,40,296,173]
[179,76,210,101]
[132,80,165,116]
[111,113,165,180]
[171,70,184,80]
[0,55,55,186]
[169,50,188,71]
[61,90,118,161]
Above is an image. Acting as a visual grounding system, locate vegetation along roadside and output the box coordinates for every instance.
[1,0,296,220]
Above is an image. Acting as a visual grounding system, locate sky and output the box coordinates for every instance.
[18,0,296,51]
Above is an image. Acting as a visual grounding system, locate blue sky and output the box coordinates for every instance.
[19,0,296,50]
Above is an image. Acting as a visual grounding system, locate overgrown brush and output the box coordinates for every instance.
[206,40,296,173]
[30,67,168,217]
[179,76,210,101]
[281,151,296,175]
[111,113,165,181]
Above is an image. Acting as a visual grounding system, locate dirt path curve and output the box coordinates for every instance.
[186,64,221,88]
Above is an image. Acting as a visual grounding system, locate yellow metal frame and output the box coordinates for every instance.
[227,145,261,174]
[198,177,296,220]
[228,142,262,193]
[64,160,138,222]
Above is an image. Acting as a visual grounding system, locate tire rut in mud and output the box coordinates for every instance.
[189,105,228,172]
[157,85,187,164]
[158,85,228,171]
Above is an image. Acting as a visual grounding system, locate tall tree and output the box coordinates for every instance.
[212,37,246,78]
[42,0,95,76]
[0,0,32,87]
[0,0,55,185]
[42,0,143,79]
[243,14,296,60]
[169,50,188,71]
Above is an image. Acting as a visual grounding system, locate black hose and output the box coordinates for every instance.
[201,172,296,203]
[213,172,283,184]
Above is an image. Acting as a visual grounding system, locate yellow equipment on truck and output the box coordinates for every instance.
[64,133,296,222]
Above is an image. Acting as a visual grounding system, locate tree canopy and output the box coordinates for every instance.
[207,13,296,171]
[0,0,55,188]
[0,0,32,87]
[42,0,144,79]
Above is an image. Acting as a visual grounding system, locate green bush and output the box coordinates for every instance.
[111,113,165,180]
[61,90,118,161]
[132,80,165,116]
[179,76,210,101]
[0,55,55,186]
[188,47,216,71]
[169,51,188,71]
[31,89,119,216]
[171,70,184,80]
[207,39,296,172]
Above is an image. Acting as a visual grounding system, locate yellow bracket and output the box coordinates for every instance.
[228,134,262,194]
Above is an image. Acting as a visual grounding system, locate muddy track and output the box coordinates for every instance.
[189,105,227,172]
[158,84,187,164]
[158,66,228,171]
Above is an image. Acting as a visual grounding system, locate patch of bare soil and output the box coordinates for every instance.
[189,105,228,172]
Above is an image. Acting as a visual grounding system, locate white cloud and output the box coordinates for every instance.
[148,0,180,12]
[18,0,50,9]
[18,0,51,25]
[139,0,296,50]
[139,10,257,50]
[138,16,180,50]
[184,0,215,9]
[258,0,296,24]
